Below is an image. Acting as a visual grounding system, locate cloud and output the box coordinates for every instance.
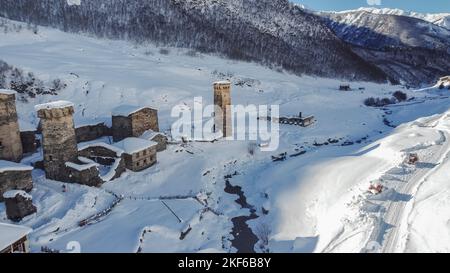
[367,0,382,6]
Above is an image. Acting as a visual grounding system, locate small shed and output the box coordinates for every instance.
[339,84,351,91]
[0,223,32,253]
[113,137,157,172]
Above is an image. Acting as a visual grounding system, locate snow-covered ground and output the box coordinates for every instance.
[1,18,450,253]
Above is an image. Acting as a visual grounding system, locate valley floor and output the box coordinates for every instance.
[1,18,450,253]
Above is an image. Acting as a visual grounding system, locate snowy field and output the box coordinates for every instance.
[1,18,450,253]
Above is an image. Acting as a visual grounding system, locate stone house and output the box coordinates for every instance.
[140,130,167,152]
[0,223,32,253]
[112,105,159,142]
[113,137,157,172]
[0,160,33,202]
[339,84,351,91]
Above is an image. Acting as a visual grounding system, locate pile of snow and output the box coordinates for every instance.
[100,157,122,182]
[35,100,74,111]
[3,190,32,200]
[0,160,33,173]
[437,76,450,88]
[0,89,16,95]
[113,137,157,154]
[213,80,231,85]
[0,223,32,251]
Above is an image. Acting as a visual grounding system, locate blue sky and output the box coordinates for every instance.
[293,0,450,13]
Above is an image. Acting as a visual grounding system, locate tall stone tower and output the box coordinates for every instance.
[0,89,23,162]
[36,101,78,181]
[213,81,232,138]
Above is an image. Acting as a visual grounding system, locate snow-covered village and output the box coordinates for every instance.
[1,0,450,257]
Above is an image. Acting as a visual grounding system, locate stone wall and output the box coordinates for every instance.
[75,123,112,143]
[112,116,133,142]
[0,170,33,202]
[66,164,102,187]
[20,131,38,154]
[38,106,78,181]
[0,92,23,162]
[79,145,119,160]
[151,134,167,152]
[4,192,37,222]
[78,145,127,180]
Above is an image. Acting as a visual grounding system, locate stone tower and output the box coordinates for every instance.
[213,81,232,138]
[0,89,23,162]
[36,101,78,181]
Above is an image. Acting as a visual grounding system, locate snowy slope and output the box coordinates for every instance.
[0,0,388,83]
[0,18,450,253]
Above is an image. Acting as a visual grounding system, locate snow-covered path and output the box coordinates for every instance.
[364,114,450,253]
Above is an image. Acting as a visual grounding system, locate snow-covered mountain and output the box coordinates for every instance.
[320,9,450,86]
[0,0,389,84]
[346,7,450,29]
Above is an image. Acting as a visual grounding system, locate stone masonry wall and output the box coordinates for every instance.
[0,170,33,202]
[131,108,159,138]
[112,116,132,142]
[0,93,23,162]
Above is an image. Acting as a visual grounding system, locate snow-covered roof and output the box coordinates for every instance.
[112,105,156,117]
[65,158,99,171]
[0,89,17,95]
[0,223,32,251]
[113,137,157,154]
[3,190,32,200]
[78,142,124,157]
[213,80,231,85]
[140,130,165,140]
[0,160,33,173]
[34,100,74,111]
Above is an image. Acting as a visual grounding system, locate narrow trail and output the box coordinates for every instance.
[364,117,450,253]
